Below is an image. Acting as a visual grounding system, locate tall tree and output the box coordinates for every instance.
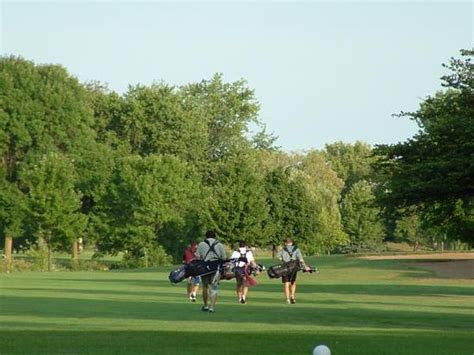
[200,153,269,247]
[93,154,198,265]
[299,151,347,253]
[0,171,25,272]
[341,180,385,251]
[264,151,347,254]
[182,73,260,161]
[0,56,96,267]
[21,153,87,270]
[375,50,474,244]
[324,141,375,195]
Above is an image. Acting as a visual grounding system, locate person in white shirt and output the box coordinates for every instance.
[230,240,258,304]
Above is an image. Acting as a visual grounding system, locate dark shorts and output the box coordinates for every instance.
[201,272,217,285]
[282,271,297,284]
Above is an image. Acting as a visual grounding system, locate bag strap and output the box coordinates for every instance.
[204,239,220,260]
[284,246,298,259]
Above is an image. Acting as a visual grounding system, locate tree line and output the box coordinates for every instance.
[0,50,472,271]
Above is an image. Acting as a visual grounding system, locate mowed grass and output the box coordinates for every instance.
[1,256,473,354]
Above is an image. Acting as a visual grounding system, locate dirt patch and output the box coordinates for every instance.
[359,253,474,279]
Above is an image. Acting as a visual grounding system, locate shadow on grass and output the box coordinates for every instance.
[263,283,474,297]
[1,294,473,331]
[1,287,181,298]
[0,329,472,355]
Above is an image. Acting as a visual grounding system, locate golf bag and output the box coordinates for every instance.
[221,262,265,280]
[186,259,221,277]
[168,265,188,284]
[267,260,301,279]
[221,261,238,280]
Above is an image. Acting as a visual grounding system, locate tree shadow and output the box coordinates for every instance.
[1,294,472,332]
[0,328,472,355]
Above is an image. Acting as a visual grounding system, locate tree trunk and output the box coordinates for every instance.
[72,240,78,270]
[47,234,52,272]
[5,235,13,273]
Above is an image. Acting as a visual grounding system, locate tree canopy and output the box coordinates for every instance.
[1,50,471,270]
[375,50,473,243]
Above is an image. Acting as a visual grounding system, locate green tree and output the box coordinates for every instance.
[324,141,375,195]
[394,213,431,251]
[0,171,25,272]
[93,154,197,265]
[263,152,347,255]
[375,50,474,244]
[299,151,347,253]
[0,56,96,267]
[200,153,269,247]
[341,180,385,252]
[21,153,87,270]
[182,73,261,161]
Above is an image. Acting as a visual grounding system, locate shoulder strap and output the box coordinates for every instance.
[283,246,295,258]
[204,239,220,259]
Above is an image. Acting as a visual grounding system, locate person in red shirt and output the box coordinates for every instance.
[183,241,200,302]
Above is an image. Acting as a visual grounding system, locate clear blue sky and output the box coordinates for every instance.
[1,1,472,151]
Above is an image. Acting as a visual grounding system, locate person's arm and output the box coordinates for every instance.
[217,243,227,260]
[247,251,257,267]
[276,249,283,261]
[296,249,311,271]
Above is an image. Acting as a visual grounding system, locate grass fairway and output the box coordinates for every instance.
[1,256,473,354]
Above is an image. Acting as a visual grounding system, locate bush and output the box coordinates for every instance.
[121,245,172,269]
[24,242,50,271]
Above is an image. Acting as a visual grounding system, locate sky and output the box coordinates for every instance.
[1,1,472,151]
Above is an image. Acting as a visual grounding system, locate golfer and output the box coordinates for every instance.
[230,240,258,304]
[196,230,226,313]
[277,238,311,304]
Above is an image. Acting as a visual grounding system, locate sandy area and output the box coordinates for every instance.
[359,253,474,279]
[411,260,474,279]
[359,253,474,260]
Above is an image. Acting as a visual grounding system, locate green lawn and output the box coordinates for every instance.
[1,256,473,354]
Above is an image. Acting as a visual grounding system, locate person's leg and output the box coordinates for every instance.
[192,277,199,300]
[236,278,243,301]
[201,275,210,310]
[187,277,193,298]
[290,282,296,301]
[282,274,291,303]
[242,285,249,302]
[284,282,291,303]
[208,272,220,312]
[290,272,298,303]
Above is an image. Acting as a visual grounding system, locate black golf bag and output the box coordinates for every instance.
[168,259,223,284]
[267,260,301,279]
[187,259,222,277]
[169,265,188,284]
